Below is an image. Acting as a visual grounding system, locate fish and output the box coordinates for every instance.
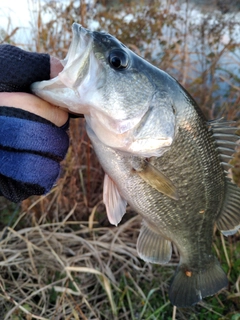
[31,23,240,307]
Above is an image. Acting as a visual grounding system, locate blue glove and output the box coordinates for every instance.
[0,45,69,202]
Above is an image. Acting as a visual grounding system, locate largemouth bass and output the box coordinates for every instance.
[32,23,240,307]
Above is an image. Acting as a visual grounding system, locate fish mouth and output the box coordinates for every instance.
[62,23,92,77]
[72,22,85,36]
[72,22,89,39]
[31,23,94,114]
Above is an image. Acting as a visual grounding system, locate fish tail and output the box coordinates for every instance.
[169,258,228,307]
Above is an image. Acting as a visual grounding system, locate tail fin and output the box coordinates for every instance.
[169,259,228,307]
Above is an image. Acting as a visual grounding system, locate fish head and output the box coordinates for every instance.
[32,23,176,157]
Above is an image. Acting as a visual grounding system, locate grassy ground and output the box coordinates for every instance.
[0,1,240,319]
[0,188,239,319]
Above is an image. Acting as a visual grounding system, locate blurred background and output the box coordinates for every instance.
[0,1,239,319]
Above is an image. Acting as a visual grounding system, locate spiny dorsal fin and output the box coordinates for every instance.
[210,126,238,133]
[209,119,239,174]
[217,178,240,236]
[208,118,236,126]
[213,133,239,142]
[217,146,237,156]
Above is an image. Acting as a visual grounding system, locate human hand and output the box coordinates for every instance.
[0,45,69,202]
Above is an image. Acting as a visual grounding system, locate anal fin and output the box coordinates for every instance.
[217,178,240,236]
[137,221,172,264]
[103,174,127,226]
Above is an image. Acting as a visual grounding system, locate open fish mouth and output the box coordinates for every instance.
[59,23,93,88]
[31,23,94,114]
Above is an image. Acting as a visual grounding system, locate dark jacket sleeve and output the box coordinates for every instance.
[0,45,69,203]
[0,44,50,93]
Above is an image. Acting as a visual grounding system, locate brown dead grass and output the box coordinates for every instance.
[0,207,143,319]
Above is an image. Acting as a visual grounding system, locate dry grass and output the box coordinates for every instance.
[0,207,143,319]
[0,194,239,319]
[0,0,240,319]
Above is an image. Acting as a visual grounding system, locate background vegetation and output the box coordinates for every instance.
[0,0,239,319]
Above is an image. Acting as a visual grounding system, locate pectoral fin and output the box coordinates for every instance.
[137,221,172,264]
[132,159,179,200]
[103,174,127,226]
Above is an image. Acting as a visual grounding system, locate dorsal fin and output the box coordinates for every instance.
[208,118,237,127]
[217,178,240,236]
[209,119,239,174]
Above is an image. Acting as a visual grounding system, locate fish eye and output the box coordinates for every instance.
[108,49,129,70]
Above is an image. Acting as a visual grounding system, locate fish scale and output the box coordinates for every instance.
[91,107,223,246]
[32,22,240,307]
[87,115,226,306]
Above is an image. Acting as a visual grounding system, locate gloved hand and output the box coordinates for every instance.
[0,44,69,203]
